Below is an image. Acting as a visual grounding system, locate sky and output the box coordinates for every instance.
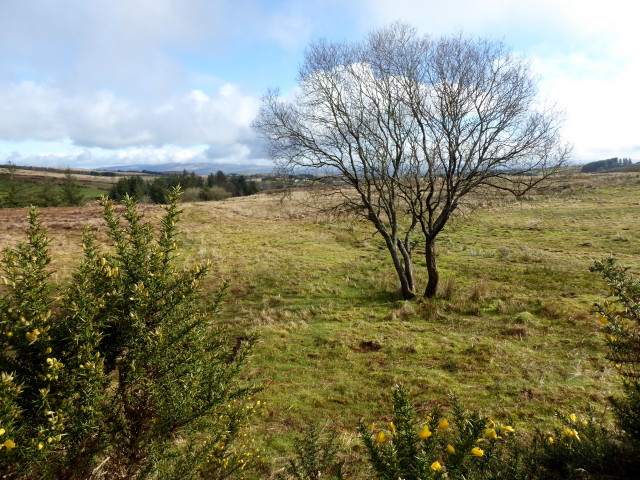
[0,0,638,170]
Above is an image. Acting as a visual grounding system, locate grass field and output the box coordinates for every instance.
[1,172,639,476]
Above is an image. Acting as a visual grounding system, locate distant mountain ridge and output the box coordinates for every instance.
[98,162,274,175]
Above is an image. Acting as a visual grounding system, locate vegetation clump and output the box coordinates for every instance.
[108,170,259,203]
[358,387,518,480]
[581,157,636,173]
[0,189,255,479]
[592,256,640,443]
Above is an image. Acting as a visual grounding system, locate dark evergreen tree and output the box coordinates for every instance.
[59,169,85,206]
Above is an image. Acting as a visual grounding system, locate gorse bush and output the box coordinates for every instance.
[284,387,630,480]
[522,410,620,480]
[0,189,255,479]
[592,256,640,444]
[278,424,346,480]
[359,386,518,480]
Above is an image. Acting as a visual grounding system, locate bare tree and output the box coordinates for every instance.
[254,23,571,299]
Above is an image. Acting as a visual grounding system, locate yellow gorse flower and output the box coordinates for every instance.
[547,436,554,444]
[470,447,484,457]
[418,425,432,439]
[437,418,450,431]
[376,431,387,444]
[447,444,455,454]
[431,461,442,471]
[561,428,580,441]
[483,428,500,439]
[501,425,515,433]
[3,439,16,450]
[389,422,396,435]
[568,413,577,423]
[0,428,5,436]
[25,329,40,342]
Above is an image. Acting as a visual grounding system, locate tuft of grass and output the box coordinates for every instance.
[438,277,461,300]
[469,278,491,303]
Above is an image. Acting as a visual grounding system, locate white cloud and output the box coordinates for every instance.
[0,81,261,153]
[0,81,65,140]
[534,55,640,160]
[0,0,326,167]
[1,144,207,170]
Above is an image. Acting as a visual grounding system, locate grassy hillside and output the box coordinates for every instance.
[1,172,639,476]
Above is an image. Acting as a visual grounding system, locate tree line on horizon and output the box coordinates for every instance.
[108,170,259,203]
[581,157,636,173]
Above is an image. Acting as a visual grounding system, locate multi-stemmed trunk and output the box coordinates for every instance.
[381,231,416,300]
[424,238,439,298]
[379,225,439,300]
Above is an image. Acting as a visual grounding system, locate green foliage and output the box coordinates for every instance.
[200,186,232,201]
[278,424,345,480]
[0,166,107,207]
[59,169,85,206]
[36,183,60,207]
[282,387,636,480]
[355,388,635,480]
[0,189,255,479]
[109,171,259,203]
[581,157,634,173]
[108,176,148,202]
[0,163,22,207]
[522,410,622,480]
[359,386,518,480]
[591,257,640,443]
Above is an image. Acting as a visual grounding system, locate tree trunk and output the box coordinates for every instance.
[398,280,415,300]
[397,239,416,295]
[382,235,415,300]
[424,239,439,298]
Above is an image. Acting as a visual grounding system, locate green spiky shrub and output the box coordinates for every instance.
[0,189,255,479]
[584,255,640,479]
[278,424,346,480]
[359,389,631,480]
[591,256,640,444]
[520,409,623,480]
[359,386,520,480]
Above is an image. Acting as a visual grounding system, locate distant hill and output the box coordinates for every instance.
[98,162,274,175]
[581,157,638,173]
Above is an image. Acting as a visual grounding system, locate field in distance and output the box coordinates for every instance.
[1,172,639,463]
[0,165,155,205]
